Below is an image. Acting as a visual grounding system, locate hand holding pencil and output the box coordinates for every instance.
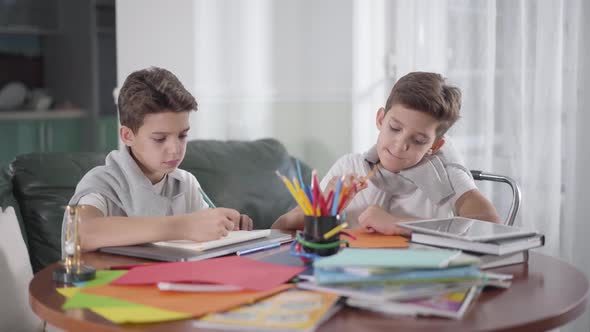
[276,163,381,217]
[322,164,380,213]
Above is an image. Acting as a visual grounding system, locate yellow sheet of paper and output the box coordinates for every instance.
[57,285,191,324]
[90,307,191,324]
[57,287,79,297]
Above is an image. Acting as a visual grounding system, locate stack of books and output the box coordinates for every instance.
[399,217,545,269]
[297,248,507,319]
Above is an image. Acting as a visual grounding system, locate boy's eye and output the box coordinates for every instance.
[413,139,427,145]
[153,137,166,143]
[179,134,188,140]
[390,126,401,132]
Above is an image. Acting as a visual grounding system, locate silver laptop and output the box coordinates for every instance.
[99,229,293,262]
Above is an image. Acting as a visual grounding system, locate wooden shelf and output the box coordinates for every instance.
[0,110,85,120]
[0,26,59,36]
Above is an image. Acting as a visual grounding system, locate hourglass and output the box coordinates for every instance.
[53,205,96,283]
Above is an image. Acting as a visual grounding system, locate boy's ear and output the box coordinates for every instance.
[376,107,386,130]
[427,137,445,154]
[119,126,135,146]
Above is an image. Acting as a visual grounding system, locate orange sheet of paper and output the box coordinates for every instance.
[83,283,293,317]
[346,229,409,248]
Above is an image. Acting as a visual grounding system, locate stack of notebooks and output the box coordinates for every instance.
[297,248,511,319]
[398,217,545,269]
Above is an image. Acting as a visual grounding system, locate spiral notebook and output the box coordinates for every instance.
[155,230,271,251]
[100,229,292,262]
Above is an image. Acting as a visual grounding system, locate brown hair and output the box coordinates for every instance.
[117,67,198,132]
[385,72,461,137]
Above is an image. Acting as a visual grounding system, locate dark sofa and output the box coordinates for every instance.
[0,138,311,273]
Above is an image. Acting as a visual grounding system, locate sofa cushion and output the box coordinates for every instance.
[181,139,312,229]
[12,139,311,272]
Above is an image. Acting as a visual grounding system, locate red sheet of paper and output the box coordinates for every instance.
[83,283,293,317]
[346,229,409,248]
[111,256,305,291]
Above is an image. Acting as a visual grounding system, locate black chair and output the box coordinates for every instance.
[470,170,521,226]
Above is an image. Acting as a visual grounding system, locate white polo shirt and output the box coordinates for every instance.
[320,153,476,228]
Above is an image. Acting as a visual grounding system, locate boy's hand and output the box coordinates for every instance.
[184,208,241,242]
[358,205,412,236]
[323,175,369,210]
[239,214,254,230]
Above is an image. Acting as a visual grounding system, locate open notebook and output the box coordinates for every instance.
[100,229,292,262]
[155,230,272,251]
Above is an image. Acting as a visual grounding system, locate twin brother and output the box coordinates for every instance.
[65,67,500,252]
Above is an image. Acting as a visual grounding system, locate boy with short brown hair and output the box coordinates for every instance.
[272,71,499,234]
[63,67,252,253]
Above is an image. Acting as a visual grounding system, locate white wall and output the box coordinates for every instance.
[116,0,353,174]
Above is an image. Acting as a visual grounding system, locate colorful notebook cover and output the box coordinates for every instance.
[193,290,340,332]
[346,286,481,319]
[82,283,294,316]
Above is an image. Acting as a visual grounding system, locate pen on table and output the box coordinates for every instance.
[157,282,242,293]
[236,242,281,256]
[198,187,216,208]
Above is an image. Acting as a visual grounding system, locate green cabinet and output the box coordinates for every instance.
[97,115,119,153]
[0,113,119,167]
[0,112,84,167]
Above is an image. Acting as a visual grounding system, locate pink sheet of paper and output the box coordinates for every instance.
[111,256,305,291]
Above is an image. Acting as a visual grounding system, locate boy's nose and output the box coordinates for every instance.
[166,138,182,155]
[392,140,409,153]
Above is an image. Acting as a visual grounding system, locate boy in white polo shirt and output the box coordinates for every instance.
[63,67,253,253]
[272,72,500,235]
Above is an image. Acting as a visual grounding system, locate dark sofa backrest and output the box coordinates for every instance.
[8,138,311,272]
[11,152,107,272]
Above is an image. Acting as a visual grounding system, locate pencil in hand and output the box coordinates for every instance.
[198,187,217,208]
[360,162,381,184]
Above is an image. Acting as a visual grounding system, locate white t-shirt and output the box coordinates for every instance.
[320,154,477,228]
[78,174,208,216]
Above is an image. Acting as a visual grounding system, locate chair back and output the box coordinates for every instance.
[470,170,521,226]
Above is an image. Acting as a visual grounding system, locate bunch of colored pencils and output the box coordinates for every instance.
[276,160,380,217]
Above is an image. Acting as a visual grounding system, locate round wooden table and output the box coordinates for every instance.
[30,249,588,332]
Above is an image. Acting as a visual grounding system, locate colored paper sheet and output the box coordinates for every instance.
[346,229,409,248]
[73,270,128,288]
[90,307,191,324]
[57,285,191,324]
[83,283,294,316]
[111,256,305,291]
[56,287,79,298]
[63,291,138,309]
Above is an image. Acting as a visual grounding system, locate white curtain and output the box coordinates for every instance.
[353,0,586,330]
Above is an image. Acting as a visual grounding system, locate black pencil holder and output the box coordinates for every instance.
[302,215,343,257]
